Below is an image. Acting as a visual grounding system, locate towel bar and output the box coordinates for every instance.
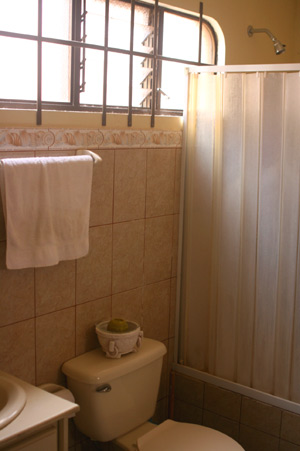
[0,150,102,165]
[77,149,102,164]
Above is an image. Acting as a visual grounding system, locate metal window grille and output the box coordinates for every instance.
[0,0,217,127]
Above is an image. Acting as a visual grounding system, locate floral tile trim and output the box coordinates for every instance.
[0,129,55,149]
[0,128,182,151]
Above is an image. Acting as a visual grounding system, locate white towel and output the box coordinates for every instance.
[0,155,93,270]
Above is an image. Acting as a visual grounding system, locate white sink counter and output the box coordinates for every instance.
[0,370,79,450]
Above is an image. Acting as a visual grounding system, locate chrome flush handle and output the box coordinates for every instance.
[96,383,111,393]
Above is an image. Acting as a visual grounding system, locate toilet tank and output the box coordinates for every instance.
[62,338,167,442]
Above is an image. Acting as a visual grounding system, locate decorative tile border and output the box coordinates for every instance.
[0,128,182,151]
[0,129,55,150]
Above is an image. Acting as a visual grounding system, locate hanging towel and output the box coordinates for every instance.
[0,155,93,270]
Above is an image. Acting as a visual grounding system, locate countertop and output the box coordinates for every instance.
[0,370,79,448]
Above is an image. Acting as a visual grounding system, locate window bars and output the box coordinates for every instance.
[0,0,212,127]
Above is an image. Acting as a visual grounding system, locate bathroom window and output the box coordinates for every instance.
[0,0,72,103]
[0,0,217,124]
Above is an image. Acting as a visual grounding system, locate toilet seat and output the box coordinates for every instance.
[137,419,244,451]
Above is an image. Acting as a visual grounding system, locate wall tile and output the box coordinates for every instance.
[0,150,35,158]
[158,340,169,400]
[172,214,179,278]
[0,130,54,150]
[90,149,114,226]
[204,383,241,422]
[173,398,203,425]
[102,130,145,148]
[142,280,170,341]
[35,308,76,385]
[0,319,35,384]
[241,396,281,436]
[153,396,169,424]
[76,225,112,304]
[172,373,300,451]
[112,220,144,294]
[167,337,175,377]
[112,287,143,326]
[144,215,173,284]
[174,373,204,408]
[35,150,73,157]
[35,260,76,316]
[146,148,175,217]
[0,129,182,151]
[174,148,182,215]
[280,440,300,450]
[50,129,104,150]
[239,424,280,451]
[0,242,34,327]
[279,440,300,451]
[0,128,181,427]
[203,410,240,441]
[113,148,146,222]
[0,196,5,242]
[281,411,300,445]
[0,151,39,241]
[143,131,182,149]
[76,296,111,355]
[169,278,177,338]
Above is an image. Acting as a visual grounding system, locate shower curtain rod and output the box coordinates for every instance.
[189,63,300,74]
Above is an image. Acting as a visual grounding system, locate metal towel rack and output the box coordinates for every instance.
[0,150,102,166]
[77,149,102,164]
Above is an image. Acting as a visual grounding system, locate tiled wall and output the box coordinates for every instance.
[0,128,181,439]
[172,371,300,451]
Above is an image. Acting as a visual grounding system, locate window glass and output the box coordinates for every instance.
[0,38,37,101]
[83,0,155,108]
[80,49,104,105]
[108,0,131,50]
[160,13,215,110]
[132,55,152,108]
[43,0,72,40]
[0,0,71,39]
[162,12,199,62]
[0,0,38,34]
[0,0,72,103]
[0,0,218,114]
[85,0,134,50]
[201,22,215,65]
[42,43,71,102]
[85,0,153,52]
[85,0,105,47]
[107,53,129,106]
[160,61,186,110]
[42,0,72,102]
[133,4,153,53]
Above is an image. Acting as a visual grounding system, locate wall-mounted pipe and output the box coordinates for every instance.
[247,25,286,55]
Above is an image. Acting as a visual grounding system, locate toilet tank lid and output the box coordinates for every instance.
[62,338,167,384]
[137,420,244,451]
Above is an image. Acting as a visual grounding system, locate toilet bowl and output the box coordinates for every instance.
[62,338,244,450]
[116,419,243,451]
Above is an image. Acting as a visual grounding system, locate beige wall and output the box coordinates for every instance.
[165,0,299,64]
[0,128,181,432]
[295,0,300,60]
[1,0,299,131]
[0,3,299,446]
[171,371,300,450]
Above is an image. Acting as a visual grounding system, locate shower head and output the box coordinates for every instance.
[247,25,286,55]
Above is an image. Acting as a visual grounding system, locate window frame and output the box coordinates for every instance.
[0,0,217,127]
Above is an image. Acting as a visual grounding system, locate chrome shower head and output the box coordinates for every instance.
[247,25,286,55]
[272,39,286,55]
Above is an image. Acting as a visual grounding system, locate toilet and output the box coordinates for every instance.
[62,338,243,450]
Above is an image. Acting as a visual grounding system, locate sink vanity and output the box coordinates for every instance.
[0,373,27,431]
[0,370,79,450]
